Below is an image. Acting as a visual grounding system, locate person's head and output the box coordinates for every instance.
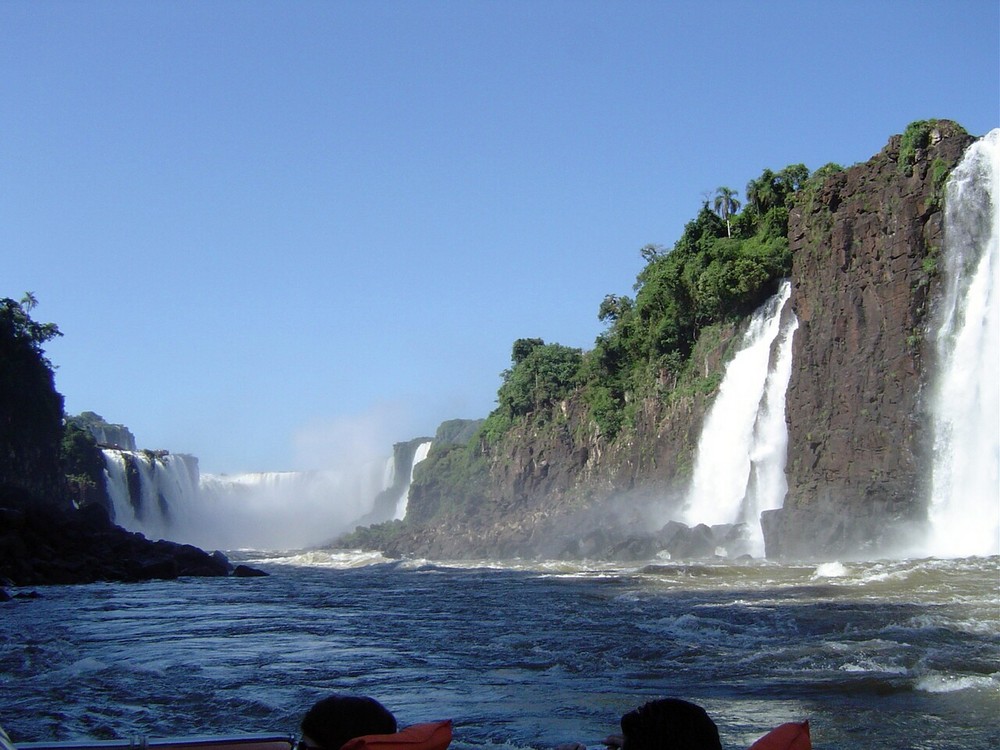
[620,698,722,750]
[300,695,398,750]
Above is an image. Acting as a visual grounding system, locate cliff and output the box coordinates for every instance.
[764,120,974,557]
[385,324,742,559]
[377,121,977,561]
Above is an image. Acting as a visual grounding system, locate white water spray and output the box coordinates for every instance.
[102,449,392,550]
[926,129,1000,558]
[682,280,798,555]
[394,440,433,520]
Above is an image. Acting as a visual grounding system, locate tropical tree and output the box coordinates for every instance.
[20,291,38,313]
[497,342,583,418]
[712,187,741,237]
[746,169,779,216]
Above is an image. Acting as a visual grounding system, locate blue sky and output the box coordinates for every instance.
[3,1,997,474]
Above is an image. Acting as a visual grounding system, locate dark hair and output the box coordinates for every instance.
[620,698,722,750]
[301,695,398,750]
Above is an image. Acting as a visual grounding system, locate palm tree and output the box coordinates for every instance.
[713,187,741,238]
[20,291,38,313]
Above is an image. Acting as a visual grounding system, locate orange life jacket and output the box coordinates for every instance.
[339,721,452,750]
[747,721,810,750]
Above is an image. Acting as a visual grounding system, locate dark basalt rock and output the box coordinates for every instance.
[769,120,975,558]
[232,564,268,577]
[0,487,240,587]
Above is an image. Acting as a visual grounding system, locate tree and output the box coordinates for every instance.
[497,342,583,418]
[746,169,779,215]
[776,164,809,195]
[712,187,741,237]
[0,296,61,363]
[598,294,633,325]
[20,291,38,313]
[640,244,666,263]
[511,338,545,366]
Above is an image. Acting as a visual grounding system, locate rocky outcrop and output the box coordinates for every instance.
[0,488,249,587]
[68,411,137,450]
[765,121,974,558]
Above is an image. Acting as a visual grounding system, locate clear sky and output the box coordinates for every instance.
[3,1,997,474]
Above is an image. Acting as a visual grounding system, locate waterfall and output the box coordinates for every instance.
[926,129,1000,558]
[681,280,798,556]
[101,450,201,543]
[101,449,393,550]
[393,440,433,520]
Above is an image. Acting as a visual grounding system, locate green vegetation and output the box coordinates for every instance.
[496,339,583,419]
[898,120,937,176]
[577,164,806,435]
[898,119,967,177]
[60,421,108,507]
[474,164,815,442]
[339,518,406,549]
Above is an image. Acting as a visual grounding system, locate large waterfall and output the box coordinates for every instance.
[102,449,393,550]
[925,129,1000,558]
[681,280,798,556]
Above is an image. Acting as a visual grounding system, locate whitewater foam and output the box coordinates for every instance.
[682,281,797,554]
[926,129,1000,558]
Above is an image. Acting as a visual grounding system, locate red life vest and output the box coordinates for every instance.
[747,721,810,750]
[339,721,452,750]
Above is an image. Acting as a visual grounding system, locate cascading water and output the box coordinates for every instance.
[681,280,798,556]
[102,449,200,543]
[393,440,433,520]
[926,129,1000,558]
[101,449,393,550]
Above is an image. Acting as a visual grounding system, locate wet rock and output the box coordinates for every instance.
[232,564,268,577]
[0,491,235,586]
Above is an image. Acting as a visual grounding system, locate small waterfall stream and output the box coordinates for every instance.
[682,280,798,555]
[394,440,433,520]
[926,129,1000,558]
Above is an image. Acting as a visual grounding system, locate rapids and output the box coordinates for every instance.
[1,554,997,749]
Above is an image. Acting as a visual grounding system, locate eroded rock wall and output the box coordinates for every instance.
[392,324,741,559]
[764,122,973,558]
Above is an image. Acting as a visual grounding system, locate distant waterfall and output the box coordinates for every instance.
[926,129,1000,558]
[394,440,433,520]
[682,280,798,556]
[102,449,393,550]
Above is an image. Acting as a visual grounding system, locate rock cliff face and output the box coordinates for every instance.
[390,325,742,559]
[389,122,976,561]
[764,121,974,557]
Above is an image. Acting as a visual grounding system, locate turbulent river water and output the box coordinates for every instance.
[2,553,997,749]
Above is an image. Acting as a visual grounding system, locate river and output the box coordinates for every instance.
[2,552,997,749]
